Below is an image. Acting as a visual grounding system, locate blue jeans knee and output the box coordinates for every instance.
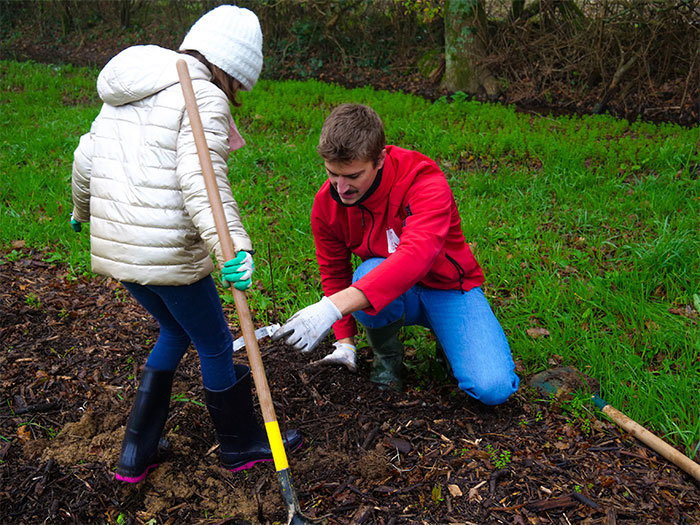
[352,258,408,328]
[350,258,519,405]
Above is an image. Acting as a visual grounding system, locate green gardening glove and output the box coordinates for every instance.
[70,215,82,232]
[221,251,254,291]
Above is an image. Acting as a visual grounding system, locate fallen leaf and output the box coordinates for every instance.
[447,484,463,497]
[17,425,31,440]
[668,305,698,319]
[554,440,569,451]
[468,480,487,502]
[384,437,411,454]
[527,327,550,338]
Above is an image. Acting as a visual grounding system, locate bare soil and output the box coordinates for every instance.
[2,248,699,524]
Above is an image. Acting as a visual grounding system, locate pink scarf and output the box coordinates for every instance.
[228,116,246,153]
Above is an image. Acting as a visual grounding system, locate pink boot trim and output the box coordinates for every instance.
[225,439,303,472]
[227,457,272,472]
[115,462,159,483]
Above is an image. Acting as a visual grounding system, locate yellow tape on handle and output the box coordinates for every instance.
[265,421,290,471]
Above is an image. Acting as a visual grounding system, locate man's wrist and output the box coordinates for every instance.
[328,286,370,317]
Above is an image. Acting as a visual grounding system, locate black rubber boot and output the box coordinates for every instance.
[204,364,303,472]
[115,367,174,483]
[365,316,405,392]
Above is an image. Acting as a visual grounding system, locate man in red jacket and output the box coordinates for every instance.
[273,104,518,404]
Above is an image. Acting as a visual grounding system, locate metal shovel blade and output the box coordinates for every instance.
[278,469,315,524]
[529,366,700,482]
[528,366,600,398]
[232,323,280,352]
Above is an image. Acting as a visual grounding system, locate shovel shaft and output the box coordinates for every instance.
[531,367,700,483]
[601,403,700,482]
[176,59,289,472]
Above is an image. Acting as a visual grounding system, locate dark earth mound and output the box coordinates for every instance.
[2,248,699,524]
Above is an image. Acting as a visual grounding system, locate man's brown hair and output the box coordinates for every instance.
[317,104,385,166]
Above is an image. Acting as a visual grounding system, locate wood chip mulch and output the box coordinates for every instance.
[1,248,698,524]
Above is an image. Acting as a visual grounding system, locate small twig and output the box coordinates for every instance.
[489,469,509,496]
[267,242,277,324]
[679,54,697,109]
[0,442,10,461]
[610,54,638,90]
[572,491,601,510]
[297,370,325,405]
[373,482,424,495]
[347,484,378,504]
[361,425,380,450]
[526,494,579,512]
[254,475,266,524]
[33,458,54,497]
[13,402,60,415]
[489,502,528,512]
[332,475,354,498]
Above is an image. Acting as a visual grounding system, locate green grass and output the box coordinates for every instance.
[2,60,699,454]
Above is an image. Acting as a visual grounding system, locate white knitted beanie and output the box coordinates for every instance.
[180,5,263,91]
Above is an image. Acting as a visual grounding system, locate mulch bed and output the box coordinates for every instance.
[1,248,698,524]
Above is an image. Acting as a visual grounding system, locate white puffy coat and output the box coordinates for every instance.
[72,45,252,286]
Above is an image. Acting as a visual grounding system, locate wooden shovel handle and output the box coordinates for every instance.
[601,403,700,482]
[175,59,280,433]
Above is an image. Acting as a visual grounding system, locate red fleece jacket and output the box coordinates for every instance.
[311,146,485,340]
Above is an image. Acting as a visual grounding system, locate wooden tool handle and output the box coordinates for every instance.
[176,64,310,514]
[602,404,700,482]
[175,59,277,427]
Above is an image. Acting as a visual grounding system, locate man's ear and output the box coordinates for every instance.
[375,148,387,170]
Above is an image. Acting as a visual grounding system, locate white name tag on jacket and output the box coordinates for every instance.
[386,228,400,253]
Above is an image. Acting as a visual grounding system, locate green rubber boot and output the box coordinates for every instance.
[365,316,405,392]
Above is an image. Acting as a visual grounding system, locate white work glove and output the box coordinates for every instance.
[311,342,357,372]
[272,296,343,353]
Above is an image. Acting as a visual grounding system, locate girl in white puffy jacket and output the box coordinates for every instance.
[71,5,301,484]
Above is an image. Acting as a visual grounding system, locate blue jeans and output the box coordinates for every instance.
[353,258,519,405]
[122,276,236,391]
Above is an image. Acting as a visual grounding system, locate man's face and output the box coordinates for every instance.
[325,150,386,205]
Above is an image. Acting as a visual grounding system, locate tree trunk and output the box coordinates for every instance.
[120,0,132,29]
[443,0,500,98]
[59,0,74,36]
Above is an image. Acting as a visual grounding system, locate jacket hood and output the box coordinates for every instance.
[97,45,212,106]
